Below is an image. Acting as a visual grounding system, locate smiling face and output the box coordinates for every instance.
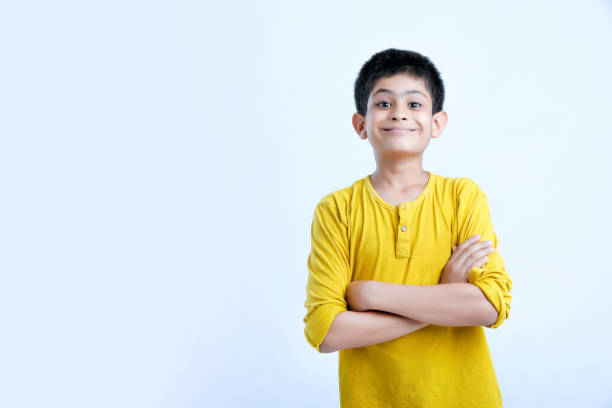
[352,73,447,159]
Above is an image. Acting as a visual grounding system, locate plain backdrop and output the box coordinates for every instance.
[1,1,611,407]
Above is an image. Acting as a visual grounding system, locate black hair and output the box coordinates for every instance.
[353,48,445,116]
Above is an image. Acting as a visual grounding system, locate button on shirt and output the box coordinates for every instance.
[303,171,513,408]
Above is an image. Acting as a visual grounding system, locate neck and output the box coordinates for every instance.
[371,154,427,189]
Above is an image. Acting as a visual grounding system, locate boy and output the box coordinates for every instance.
[303,48,512,407]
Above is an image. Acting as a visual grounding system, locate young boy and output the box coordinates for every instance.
[303,48,513,407]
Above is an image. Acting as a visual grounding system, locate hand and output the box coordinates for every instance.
[440,234,495,284]
[345,280,372,312]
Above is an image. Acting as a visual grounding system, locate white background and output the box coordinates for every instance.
[1,1,611,407]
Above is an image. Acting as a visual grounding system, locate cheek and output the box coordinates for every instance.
[420,115,433,127]
[366,113,384,129]
[365,121,376,134]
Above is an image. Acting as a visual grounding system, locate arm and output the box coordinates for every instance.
[455,178,512,328]
[360,281,498,327]
[346,178,512,329]
[304,199,429,353]
[303,199,352,353]
[319,310,429,353]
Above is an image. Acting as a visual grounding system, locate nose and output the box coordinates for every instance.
[390,105,408,121]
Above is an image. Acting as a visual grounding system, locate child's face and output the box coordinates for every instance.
[352,73,447,159]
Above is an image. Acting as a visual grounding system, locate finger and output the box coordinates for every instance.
[458,234,481,251]
[471,245,495,260]
[456,253,484,274]
[472,255,489,269]
[454,235,486,267]
[455,234,480,255]
[453,247,473,271]
[456,241,489,271]
[472,239,493,251]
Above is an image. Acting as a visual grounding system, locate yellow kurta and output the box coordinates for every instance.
[303,171,512,407]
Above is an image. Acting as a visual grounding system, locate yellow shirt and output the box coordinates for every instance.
[303,171,512,407]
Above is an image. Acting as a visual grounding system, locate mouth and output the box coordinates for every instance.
[382,127,418,133]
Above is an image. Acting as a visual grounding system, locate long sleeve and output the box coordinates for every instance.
[303,197,352,352]
[455,178,513,329]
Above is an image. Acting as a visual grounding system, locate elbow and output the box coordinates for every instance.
[304,304,346,353]
[469,278,512,329]
[477,292,502,327]
[483,305,499,327]
[318,331,337,353]
[482,298,511,329]
[318,339,333,353]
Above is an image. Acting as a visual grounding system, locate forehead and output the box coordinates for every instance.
[369,73,431,102]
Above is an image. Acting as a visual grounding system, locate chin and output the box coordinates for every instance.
[379,149,424,157]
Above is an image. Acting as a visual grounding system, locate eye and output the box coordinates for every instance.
[376,101,391,108]
[409,102,422,108]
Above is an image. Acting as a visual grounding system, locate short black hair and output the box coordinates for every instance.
[353,48,445,116]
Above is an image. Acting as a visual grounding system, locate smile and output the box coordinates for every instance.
[383,128,418,132]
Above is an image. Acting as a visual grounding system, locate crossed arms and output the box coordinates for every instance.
[318,281,498,353]
[304,179,512,354]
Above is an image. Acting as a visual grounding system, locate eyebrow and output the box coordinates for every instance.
[371,88,429,100]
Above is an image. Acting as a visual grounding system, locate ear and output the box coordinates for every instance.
[431,110,448,139]
[352,112,367,139]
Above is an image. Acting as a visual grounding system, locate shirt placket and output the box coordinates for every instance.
[395,204,412,258]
